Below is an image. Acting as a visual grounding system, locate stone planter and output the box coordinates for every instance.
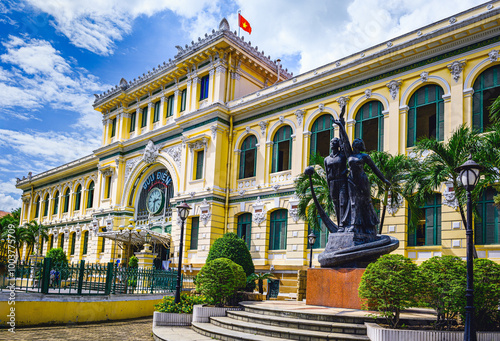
[192,304,244,323]
[366,323,500,341]
[153,311,193,326]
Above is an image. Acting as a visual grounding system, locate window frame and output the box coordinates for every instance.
[70,232,76,255]
[180,89,187,112]
[310,114,335,160]
[110,117,117,137]
[63,189,70,213]
[43,194,49,217]
[272,126,293,173]
[74,185,82,211]
[237,213,252,250]
[130,112,136,132]
[141,106,148,128]
[82,231,89,255]
[239,135,257,179]
[194,149,205,180]
[472,65,500,132]
[354,101,384,152]
[199,75,209,101]
[86,181,94,209]
[153,101,161,123]
[408,193,442,247]
[53,192,59,215]
[269,209,288,250]
[166,95,174,117]
[475,187,499,245]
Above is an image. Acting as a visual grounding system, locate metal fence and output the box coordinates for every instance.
[0,258,195,295]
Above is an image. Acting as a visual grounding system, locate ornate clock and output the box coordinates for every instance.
[146,188,165,214]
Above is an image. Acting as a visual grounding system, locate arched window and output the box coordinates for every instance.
[355,101,384,152]
[475,187,499,245]
[310,114,334,159]
[87,181,94,209]
[237,213,252,249]
[239,135,257,179]
[472,65,500,132]
[82,231,89,255]
[63,188,70,213]
[407,85,444,147]
[272,126,292,173]
[34,196,40,218]
[74,185,82,211]
[70,232,76,255]
[49,235,53,250]
[53,192,59,215]
[408,193,442,246]
[43,194,49,217]
[269,209,288,250]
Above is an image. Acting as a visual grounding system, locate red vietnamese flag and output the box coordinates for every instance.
[239,13,252,34]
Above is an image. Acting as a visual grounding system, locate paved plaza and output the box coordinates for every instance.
[0,317,155,341]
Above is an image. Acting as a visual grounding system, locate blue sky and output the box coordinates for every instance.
[0,0,488,212]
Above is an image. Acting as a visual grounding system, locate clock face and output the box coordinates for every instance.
[146,188,164,214]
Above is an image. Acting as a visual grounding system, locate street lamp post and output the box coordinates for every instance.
[455,155,483,341]
[308,231,317,268]
[175,201,191,304]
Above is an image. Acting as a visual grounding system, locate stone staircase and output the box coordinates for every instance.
[191,301,375,341]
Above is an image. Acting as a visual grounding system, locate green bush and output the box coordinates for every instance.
[154,293,209,314]
[196,258,246,307]
[419,255,466,330]
[469,259,500,331]
[129,255,139,268]
[358,254,420,328]
[46,248,68,267]
[206,232,256,292]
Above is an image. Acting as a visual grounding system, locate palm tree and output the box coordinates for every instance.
[1,224,28,262]
[482,122,500,207]
[0,208,21,262]
[294,153,335,232]
[23,220,48,259]
[407,125,495,229]
[248,272,276,295]
[367,151,421,234]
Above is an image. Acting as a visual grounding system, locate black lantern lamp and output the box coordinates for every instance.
[308,231,317,268]
[174,201,191,304]
[455,155,483,341]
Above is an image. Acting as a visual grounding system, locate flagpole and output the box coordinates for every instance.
[238,10,241,37]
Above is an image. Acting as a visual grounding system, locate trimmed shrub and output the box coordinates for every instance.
[419,255,466,330]
[469,259,500,331]
[154,293,209,314]
[46,248,68,267]
[129,255,139,268]
[358,254,420,328]
[196,258,246,307]
[206,232,256,291]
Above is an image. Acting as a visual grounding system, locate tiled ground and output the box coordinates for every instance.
[0,317,154,341]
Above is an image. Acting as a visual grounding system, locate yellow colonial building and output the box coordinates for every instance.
[16,3,500,296]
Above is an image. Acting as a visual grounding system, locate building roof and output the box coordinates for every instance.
[0,211,10,218]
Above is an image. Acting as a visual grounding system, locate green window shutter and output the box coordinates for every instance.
[87,182,94,208]
[472,92,482,131]
[167,95,174,117]
[106,176,111,198]
[111,118,116,137]
[75,185,81,211]
[82,231,88,255]
[180,89,187,111]
[43,196,49,216]
[70,233,76,255]
[154,101,160,122]
[60,235,64,250]
[141,107,148,127]
[53,193,59,215]
[425,207,435,245]
[378,113,384,151]
[63,190,69,213]
[270,210,287,250]
[436,205,442,245]
[130,113,136,132]
[195,150,204,180]
[49,235,53,250]
[190,217,199,250]
[237,213,252,249]
[407,108,415,147]
[437,99,444,141]
[101,237,106,253]
[35,198,40,218]
[407,206,416,247]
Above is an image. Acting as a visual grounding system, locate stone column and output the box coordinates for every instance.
[190,75,200,112]
[102,118,109,145]
[160,95,168,125]
[208,68,215,104]
[213,64,227,104]
[147,102,154,132]
[185,78,192,113]
[447,60,466,134]
[386,80,402,155]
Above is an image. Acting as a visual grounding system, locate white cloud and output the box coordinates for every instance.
[0,35,107,130]
[0,193,21,212]
[25,0,217,55]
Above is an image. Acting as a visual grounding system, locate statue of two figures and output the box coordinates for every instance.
[305,107,399,268]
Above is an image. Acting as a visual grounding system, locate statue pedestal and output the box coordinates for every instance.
[306,268,366,309]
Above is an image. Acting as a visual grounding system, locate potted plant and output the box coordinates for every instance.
[193,258,246,322]
[153,293,209,326]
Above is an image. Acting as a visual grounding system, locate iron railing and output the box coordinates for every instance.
[0,258,195,295]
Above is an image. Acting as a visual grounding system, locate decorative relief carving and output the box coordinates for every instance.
[252,197,266,226]
[488,50,499,62]
[199,198,211,226]
[245,126,251,134]
[386,80,402,100]
[188,138,208,151]
[318,103,325,112]
[210,125,218,139]
[364,89,372,98]
[420,71,429,82]
[449,17,457,24]
[164,145,182,169]
[258,121,268,135]
[386,193,404,215]
[142,140,159,164]
[289,195,300,223]
[336,96,350,108]
[278,116,285,124]
[295,110,304,126]
[447,60,466,82]
[442,182,459,209]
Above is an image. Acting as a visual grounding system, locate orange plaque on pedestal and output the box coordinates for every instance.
[306,268,366,309]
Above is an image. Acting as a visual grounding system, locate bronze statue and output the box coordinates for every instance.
[303,106,398,268]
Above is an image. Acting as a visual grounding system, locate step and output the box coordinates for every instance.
[227,310,367,335]
[240,302,381,325]
[210,316,370,341]
[192,322,294,341]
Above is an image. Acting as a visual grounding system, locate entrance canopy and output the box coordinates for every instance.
[97,229,171,249]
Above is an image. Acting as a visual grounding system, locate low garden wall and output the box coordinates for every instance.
[0,292,165,326]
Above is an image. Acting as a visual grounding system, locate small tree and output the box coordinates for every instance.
[46,248,68,267]
[248,272,275,295]
[196,258,246,307]
[358,254,420,328]
[419,256,466,330]
[206,232,255,291]
[470,259,500,331]
[128,255,139,268]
